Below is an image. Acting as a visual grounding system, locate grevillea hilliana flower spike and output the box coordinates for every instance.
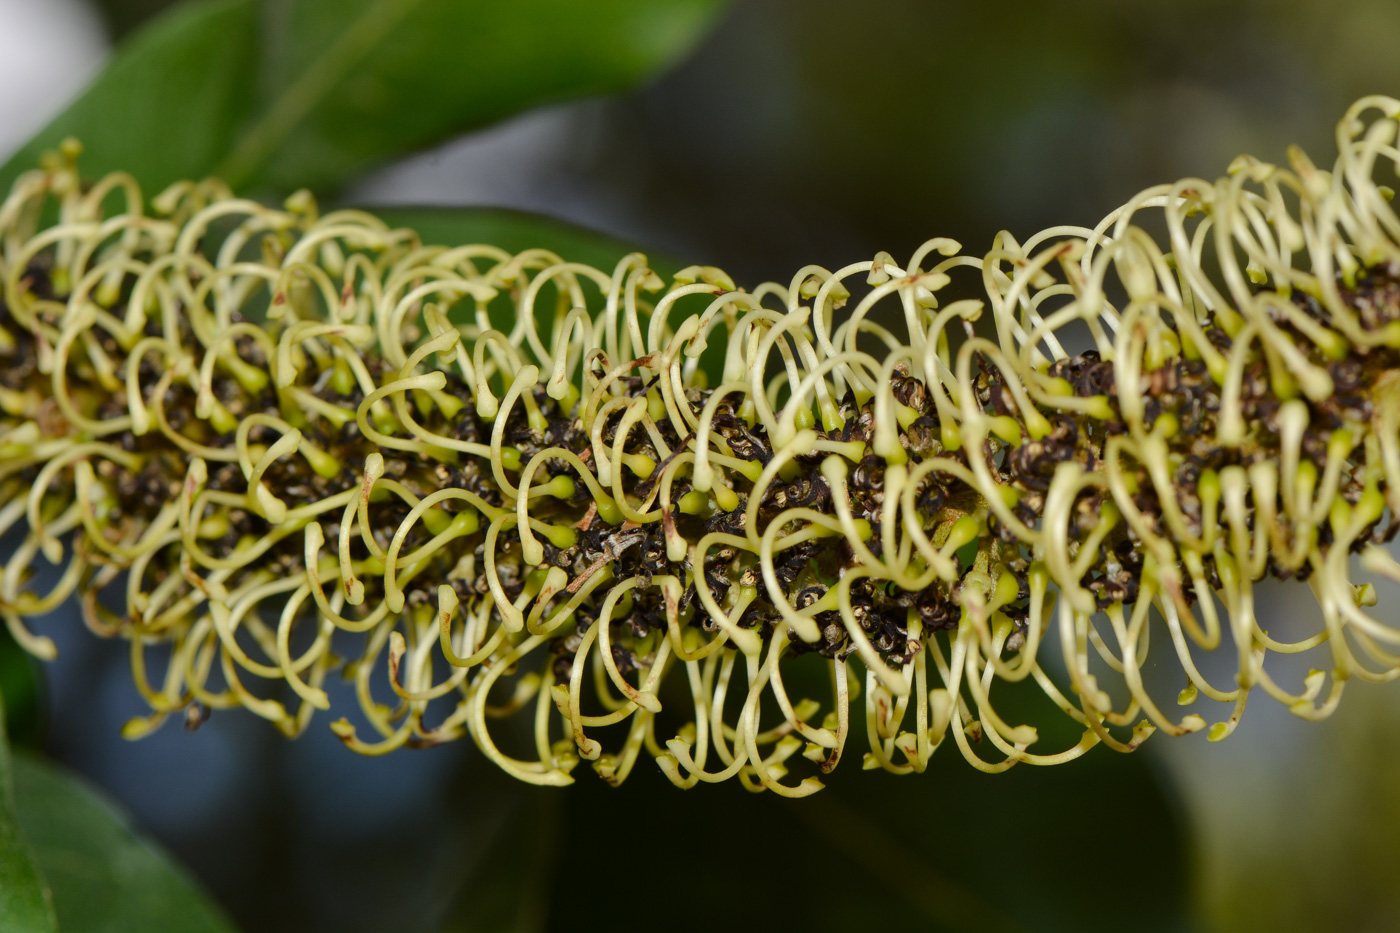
[3,98,1400,793]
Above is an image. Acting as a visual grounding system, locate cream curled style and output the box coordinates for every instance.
[3,98,1400,794]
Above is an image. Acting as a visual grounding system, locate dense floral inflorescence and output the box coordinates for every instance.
[3,99,1400,792]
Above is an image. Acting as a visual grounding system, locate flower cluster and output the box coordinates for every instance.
[3,98,1400,793]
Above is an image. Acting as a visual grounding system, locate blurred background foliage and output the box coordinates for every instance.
[1,0,1400,931]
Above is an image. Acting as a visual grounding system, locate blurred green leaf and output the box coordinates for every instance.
[3,0,731,198]
[520,666,1192,933]
[88,0,187,39]
[11,751,239,933]
[435,789,560,933]
[369,206,679,276]
[0,628,43,752]
[222,0,733,193]
[0,694,57,933]
[0,0,259,196]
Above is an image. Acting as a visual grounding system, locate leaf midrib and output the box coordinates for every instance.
[215,0,427,188]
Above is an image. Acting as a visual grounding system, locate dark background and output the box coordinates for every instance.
[3,1,1400,930]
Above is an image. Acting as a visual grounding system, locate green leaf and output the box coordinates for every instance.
[224,0,731,194]
[0,694,57,933]
[520,666,1192,933]
[0,628,43,753]
[88,0,188,40]
[369,206,680,277]
[435,789,561,933]
[10,752,240,933]
[0,0,260,196]
[3,0,731,197]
